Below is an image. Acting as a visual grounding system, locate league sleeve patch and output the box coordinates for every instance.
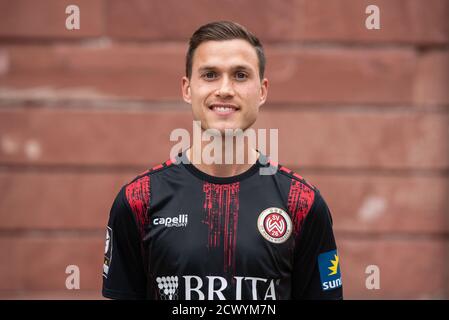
[103,226,113,278]
[317,249,342,291]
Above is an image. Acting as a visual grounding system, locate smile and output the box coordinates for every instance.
[208,104,239,115]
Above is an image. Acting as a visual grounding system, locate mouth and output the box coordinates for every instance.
[207,103,240,116]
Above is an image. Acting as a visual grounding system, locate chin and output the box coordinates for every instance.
[207,123,245,134]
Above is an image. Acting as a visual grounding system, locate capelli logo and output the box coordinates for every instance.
[153,214,188,228]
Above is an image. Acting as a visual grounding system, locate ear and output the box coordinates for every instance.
[258,78,268,108]
[182,76,192,104]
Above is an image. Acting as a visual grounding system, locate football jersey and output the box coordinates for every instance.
[102,151,343,300]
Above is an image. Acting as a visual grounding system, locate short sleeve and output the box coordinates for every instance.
[102,186,147,299]
[291,192,343,300]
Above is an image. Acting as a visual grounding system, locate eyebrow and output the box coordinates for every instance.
[197,64,254,73]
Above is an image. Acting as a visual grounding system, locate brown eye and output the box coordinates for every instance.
[235,72,248,80]
[203,71,216,80]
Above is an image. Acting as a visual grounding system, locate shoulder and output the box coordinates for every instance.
[122,158,177,221]
[276,163,317,192]
[268,159,319,199]
[124,158,176,203]
[111,158,177,238]
[269,161,323,235]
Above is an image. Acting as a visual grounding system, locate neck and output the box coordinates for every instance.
[186,132,259,178]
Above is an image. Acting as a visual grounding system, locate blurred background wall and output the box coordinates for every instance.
[0,0,448,299]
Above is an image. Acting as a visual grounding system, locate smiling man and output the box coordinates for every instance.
[182,27,268,176]
[102,21,343,300]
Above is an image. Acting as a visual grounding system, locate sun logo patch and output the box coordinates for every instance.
[318,250,342,291]
[257,207,292,244]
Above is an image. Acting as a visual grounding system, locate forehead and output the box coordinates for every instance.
[192,39,259,72]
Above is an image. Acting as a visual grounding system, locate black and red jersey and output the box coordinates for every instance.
[102,151,343,300]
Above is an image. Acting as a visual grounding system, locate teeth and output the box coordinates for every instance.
[212,106,236,112]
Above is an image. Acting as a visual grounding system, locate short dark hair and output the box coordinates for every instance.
[186,21,266,80]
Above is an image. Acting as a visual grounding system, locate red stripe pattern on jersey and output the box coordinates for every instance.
[203,182,240,275]
[287,178,315,237]
[125,175,150,239]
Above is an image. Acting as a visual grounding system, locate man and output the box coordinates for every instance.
[102,21,343,300]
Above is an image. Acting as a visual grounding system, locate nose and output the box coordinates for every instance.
[215,75,235,98]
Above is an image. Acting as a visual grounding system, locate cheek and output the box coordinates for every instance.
[243,80,261,97]
[192,78,214,94]
[241,84,263,109]
[189,86,207,107]
[190,88,212,121]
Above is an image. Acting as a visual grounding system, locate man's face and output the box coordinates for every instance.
[182,39,268,134]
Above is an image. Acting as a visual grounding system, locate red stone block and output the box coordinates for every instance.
[0,108,191,166]
[0,172,132,229]
[1,44,186,101]
[414,51,449,106]
[298,0,449,45]
[265,47,416,104]
[337,237,448,299]
[256,110,449,169]
[106,0,449,44]
[0,236,104,291]
[305,174,449,233]
[0,0,105,39]
[106,0,298,41]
